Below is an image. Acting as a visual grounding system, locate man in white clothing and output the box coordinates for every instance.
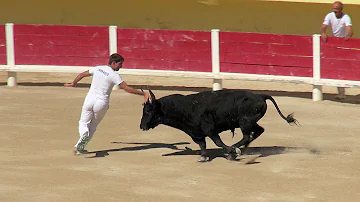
[65,53,150,155]
[321,1,353,42]
[320,1,353,99]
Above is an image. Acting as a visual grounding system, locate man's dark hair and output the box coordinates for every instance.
[334,1,343,9]
[108,53,124,65]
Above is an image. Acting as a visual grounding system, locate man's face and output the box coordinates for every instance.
[332,3,343,18]
[113,61,123,71]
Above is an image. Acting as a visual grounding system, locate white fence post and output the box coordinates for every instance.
[312,34,322,101]
[6,23,17,87]
[109,25,118,55]
[211,29,222,91]
[109,25,120,90]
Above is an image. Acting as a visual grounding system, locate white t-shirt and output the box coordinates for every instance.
[323,12,352,37]
[87,65,123,102]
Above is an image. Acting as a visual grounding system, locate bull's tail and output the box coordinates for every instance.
[260,94,299,126]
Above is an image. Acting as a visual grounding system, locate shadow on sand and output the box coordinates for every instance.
[162,146,302,162]
[85,141,302,163]
[85,141,190,158]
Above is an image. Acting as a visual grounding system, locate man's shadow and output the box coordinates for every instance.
[85,141,190,158]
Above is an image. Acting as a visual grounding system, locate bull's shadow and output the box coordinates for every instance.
[86,140,301,162]
[162,146,301,162]
[85,141,190,158]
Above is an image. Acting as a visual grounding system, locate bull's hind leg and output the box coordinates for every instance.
[232,123,264,149]
[244,123,264,148]
[191,137,209,162]
[232,122,253,149]
[208,133,241,160]
[200,113,240,160]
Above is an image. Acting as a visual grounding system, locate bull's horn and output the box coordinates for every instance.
[149,89,156,102]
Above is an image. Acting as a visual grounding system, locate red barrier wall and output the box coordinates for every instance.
[6,24,360,81]
[220,32,313,77]
[321,37,360,81]
[14,24,109,66]
[117,28,212,72]
[0,25,6,65]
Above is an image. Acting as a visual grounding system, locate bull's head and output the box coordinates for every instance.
[140,89,161,131]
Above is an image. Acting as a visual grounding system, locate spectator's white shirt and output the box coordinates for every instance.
[323,12,352,37]
[88,65,123,102]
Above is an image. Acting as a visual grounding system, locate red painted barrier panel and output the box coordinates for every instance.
[117,28,212,72]
[7,23,360,82]
[320,37,360,81]
[0,25,6,65]
[220,32,313,77]
[14,24,109,66]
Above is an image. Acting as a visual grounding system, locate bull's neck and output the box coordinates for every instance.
[159,101,188,131]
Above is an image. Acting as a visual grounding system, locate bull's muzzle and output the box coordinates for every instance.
[140,124,149,131]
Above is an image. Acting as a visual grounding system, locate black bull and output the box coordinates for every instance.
[140,89,298,162]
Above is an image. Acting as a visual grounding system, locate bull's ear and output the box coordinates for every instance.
[149,89,156,102]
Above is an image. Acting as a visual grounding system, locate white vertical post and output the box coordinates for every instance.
[6,23,17,87]
[312,34,322,101]
[211,29,222,91]
[109,25,117,55]
[109,25,120,90]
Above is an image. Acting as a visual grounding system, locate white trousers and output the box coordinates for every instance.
[74,94,109,150]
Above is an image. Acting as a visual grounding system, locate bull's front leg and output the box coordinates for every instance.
[191,137,209,162]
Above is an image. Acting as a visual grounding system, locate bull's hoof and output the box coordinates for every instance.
[225,147,241,161]
[198,156,210,162]
[225,153,238,161]
[234,147,241,155]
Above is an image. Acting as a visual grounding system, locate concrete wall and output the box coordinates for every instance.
[1,0,359,37]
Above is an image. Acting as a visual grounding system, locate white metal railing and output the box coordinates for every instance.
[2,23,360,101]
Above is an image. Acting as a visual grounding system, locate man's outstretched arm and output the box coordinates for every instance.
[64,71,91,87]
[119,81,150,103]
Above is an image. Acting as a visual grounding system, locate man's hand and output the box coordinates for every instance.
[64,83,75,87]
[143,92,151,104]
[345,35,350,41]
[321,33,328,42]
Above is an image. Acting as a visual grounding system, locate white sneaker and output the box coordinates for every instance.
[76,136,90,150]
[74,149,89,155]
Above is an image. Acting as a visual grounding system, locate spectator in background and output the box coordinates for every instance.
[320,1,353,99]
[65,53,150,155]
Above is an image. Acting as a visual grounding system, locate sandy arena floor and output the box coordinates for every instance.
[1,72,360,202]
